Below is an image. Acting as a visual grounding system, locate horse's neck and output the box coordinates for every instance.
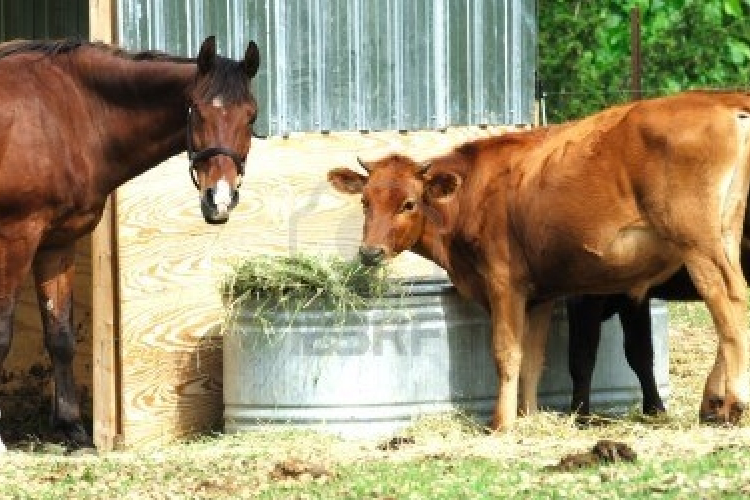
[81,53,196,193]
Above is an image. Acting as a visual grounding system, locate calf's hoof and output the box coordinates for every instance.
[730,402,747,423]
[486,415,513,433]
[699,400,746,426]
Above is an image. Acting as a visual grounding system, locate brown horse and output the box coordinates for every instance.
[0,36,260,448]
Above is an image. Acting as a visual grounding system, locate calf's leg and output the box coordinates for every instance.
[489,289,526,431]
[518,300,554,415]
[685,252,748,423]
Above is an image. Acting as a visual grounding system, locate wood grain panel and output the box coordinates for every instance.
[115,127,523,446]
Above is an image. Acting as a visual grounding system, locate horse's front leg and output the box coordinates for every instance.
[33,244,92,447]
[1,224,44,452]
[0,295,15,382]
[0,295,15,453]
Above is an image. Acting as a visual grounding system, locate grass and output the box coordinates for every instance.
[2,300,750,498]
[260,446,750,499]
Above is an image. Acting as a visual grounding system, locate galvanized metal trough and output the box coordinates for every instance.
[223,279,669,438]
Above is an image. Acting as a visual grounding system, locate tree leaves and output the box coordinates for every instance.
[539,0,750,123]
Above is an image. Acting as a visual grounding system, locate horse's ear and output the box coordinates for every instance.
[328,168,367,195]
[244,41,260,79]
[197,36,217,75]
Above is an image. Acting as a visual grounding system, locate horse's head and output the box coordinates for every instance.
[188,36,260,224]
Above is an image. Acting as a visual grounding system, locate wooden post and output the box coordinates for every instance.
[89,0,121,451]
[630,7,642,100]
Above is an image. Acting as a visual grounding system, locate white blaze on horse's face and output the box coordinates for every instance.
[212,178,233,217]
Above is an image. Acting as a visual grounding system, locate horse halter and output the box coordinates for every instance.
[186,106,247,189]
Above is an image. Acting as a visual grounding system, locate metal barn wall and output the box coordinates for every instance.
[116,0,536,136]
[0,0,88,41]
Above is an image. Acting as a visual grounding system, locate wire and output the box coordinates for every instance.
[541,86,750,97]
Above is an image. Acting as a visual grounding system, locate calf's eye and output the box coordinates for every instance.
[400,200,417,213]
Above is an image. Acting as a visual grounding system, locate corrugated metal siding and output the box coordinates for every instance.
[0,0,88,41]
[117,0,536,136]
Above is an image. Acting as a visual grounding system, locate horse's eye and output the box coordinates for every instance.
[400,200,417,213]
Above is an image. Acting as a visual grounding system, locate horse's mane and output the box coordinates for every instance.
[0,38,252,102]
[0,38,192,63]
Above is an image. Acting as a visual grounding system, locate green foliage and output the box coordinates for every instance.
[539,0,750,122]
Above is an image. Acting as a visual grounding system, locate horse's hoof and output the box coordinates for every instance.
[54,421,95,451]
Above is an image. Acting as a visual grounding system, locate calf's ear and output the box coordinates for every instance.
[328,168,367,194]
[425,172,461,201]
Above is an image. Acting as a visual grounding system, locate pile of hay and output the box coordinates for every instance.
[221,254,393,334]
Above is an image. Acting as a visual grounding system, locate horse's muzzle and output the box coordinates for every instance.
[201,183,239,224]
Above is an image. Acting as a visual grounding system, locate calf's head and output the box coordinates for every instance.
[327,154,461,266]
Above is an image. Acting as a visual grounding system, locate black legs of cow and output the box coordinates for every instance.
[617,298,666,415]
[567,296,603,416]
[566,295,666,417]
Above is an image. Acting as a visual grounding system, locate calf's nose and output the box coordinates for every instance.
[359,246,386,266]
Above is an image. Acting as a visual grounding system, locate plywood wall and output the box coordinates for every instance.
[114,126,521,448]
[0,235,93,428]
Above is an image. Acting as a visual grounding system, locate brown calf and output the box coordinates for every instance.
[328,91,750,430]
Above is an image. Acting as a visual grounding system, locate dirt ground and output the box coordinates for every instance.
[1,301,749,468]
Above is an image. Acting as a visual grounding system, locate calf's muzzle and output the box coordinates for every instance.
[359,245,386,266]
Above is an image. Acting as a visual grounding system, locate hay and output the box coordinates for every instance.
[220,254,393,336]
